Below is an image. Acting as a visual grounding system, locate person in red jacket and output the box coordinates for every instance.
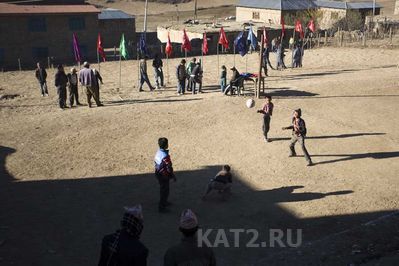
[154,137,176,213]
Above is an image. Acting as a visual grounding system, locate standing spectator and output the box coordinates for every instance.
[67,68,81,107]
[190,61,202,94]
[257,95,274,142]
[289,36,295,50]
[35,62,48,97]
[92,69,103,106]
[139,57,155,92]
[282,109,313,166]
[220,65,227,93]
[276,43,287,70]
[98,205,148,266]
[78,62,102,108]
[292,45,301,68]
[186,58,196,92]
[152,54,164,89]
[262,43,275,76]
[176,59,187,95]
[164,209,216,266]
[154,137,176,213]
[54,64,68,109]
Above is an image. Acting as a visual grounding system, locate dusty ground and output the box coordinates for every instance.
[0,47,399,265]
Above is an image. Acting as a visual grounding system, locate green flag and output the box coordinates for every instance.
[119,34,128,59]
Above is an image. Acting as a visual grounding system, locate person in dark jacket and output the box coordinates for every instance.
[190,61,202,94]
[282,109,313,166]
[176,59,187,95]
[152,54,164,89]
[54,64,68,109]
[35,62,48,97]
[257,95,274,142]
[67,68,81,107]
[262,43,275,76]
[98,205,148,266]
[92,68,103,105]
[164,209,216,266]
[154,137,176,213]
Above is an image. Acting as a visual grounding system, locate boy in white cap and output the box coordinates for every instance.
[98,205,148,265]
[164,209,216,266]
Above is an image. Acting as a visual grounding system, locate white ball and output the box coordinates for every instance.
[246,99,255,108]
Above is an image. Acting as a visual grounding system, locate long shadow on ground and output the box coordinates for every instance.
[0,146,397,265]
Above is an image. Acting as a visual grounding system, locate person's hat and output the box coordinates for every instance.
[121,205,144,237]
[83,61,89,67]
[179,209,198,230]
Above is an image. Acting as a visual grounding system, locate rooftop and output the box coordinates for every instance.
[237,0,382,10]
[0,3,100,15]
[98,8,135,20]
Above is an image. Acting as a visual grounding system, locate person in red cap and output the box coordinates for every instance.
[164,209,216,266]
[98,205,148,266]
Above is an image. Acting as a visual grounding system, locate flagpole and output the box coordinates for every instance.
[119,53,122,89]
[137,48,140,90]
[97,49,100,72]
[217,44,219,76]
[233,44,236,67]
[166,52,169,85]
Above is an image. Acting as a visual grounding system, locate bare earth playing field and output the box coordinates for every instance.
[0,47,399,265]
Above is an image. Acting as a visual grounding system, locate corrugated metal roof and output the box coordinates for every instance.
[98,8,134,20]
[238,0,382,11]
[0,3,100,14]
[237,0,317,10]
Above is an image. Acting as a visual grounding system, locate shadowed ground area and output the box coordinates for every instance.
[1,48,399,265]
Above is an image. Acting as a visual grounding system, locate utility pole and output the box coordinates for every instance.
[194,0,198,20]
[143,0,148,33]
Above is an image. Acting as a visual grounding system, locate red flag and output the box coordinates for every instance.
[202,32,209,55]
[218,27,229,49]
[295,20,304,39]
[182,29,192,52]
[281,16,285,38]
[308,19,316,33]
[165,32,172,57]
[97,33,106,62]
[263,27,268,45]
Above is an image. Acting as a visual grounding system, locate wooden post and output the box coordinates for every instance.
[324,32,327,46]
[97,49,100,72]
[166,53,170,85]
[18,58,21,72]
[390,27,393,44]
[257,34,264,99]
[362,32,366,47]
[217,44,219,75]
[137,48,140,89]
[114,46,117,60]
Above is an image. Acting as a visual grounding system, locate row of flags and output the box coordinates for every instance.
[72,18,316,62]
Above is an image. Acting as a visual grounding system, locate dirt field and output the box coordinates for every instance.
[1,47,399,265]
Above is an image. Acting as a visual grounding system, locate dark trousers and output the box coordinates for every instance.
[190,77,202,94]
[177,79,186,94]
[154,67,164,87]
[69,84,79,106]
[39,82,48,95]
[57,86,67,108]
[289,135,312,162]
[263,115,271,139]
[85,86,101,107]
[156,174,170,209]
[139,73,153,91]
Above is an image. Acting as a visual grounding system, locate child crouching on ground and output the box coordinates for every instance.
[202,165,232,200]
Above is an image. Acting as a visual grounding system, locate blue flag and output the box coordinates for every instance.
[247,26,257,50]
[139,33,148,56]
[234,31,248,57]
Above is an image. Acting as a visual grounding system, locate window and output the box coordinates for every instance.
[28,17,46,32]
[0,48,4,65]
[252,11,260,20]
[69,16,86,30]
[32,47,49,60]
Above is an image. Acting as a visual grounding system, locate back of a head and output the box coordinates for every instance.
[223,165,231,172]
[158,137,168,150]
